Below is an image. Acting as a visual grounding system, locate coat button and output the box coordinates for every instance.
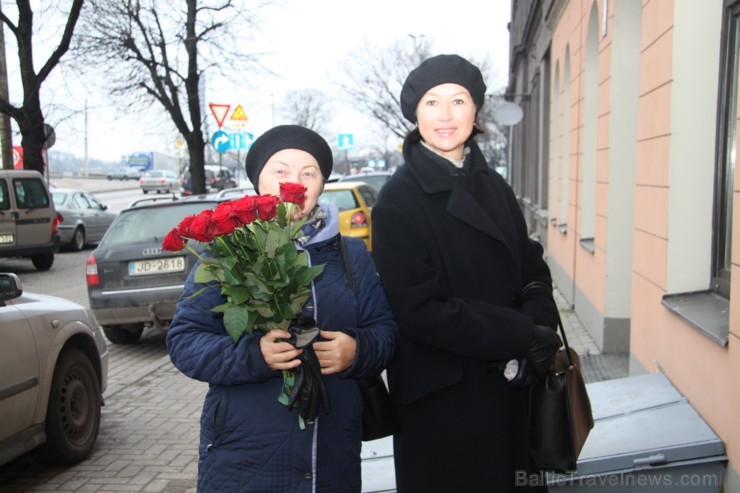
[304,472,313,480]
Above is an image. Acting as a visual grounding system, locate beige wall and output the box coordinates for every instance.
[549,0,740,483]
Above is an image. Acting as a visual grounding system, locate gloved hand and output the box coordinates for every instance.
[525,324,562,379]
[285,315,331,422]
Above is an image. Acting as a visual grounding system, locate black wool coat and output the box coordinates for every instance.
[371,140,559,493]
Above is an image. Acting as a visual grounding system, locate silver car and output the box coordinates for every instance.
[0,273,108,466]
[139,170,181,194]
[51,188,117,251]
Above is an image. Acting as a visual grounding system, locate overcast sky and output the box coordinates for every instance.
[23,0,512,163]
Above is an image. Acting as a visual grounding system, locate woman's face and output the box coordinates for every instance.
[258,148,324,220]
[415,83,476,161]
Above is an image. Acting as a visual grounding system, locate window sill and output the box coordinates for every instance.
[535,208,549,227]
[558,223,567,235]
[661,291,729,347]
[580,237,595,253]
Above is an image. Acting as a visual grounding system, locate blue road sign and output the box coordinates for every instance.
[230,132,255,151]
[338,133,354,150]
[211,130,230,153]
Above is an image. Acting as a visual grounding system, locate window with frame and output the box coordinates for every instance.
[714,0,740,298]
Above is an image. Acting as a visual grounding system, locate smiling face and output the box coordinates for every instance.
[258,148,324,220]
[415,83,477,161]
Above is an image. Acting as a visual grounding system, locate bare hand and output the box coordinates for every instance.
[260,329,302,371]
[314,330,356,375]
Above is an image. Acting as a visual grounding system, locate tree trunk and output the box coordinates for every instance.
[188,135,206,195]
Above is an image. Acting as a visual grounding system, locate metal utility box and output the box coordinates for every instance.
[361,436,395,493]
[548,373,726,492]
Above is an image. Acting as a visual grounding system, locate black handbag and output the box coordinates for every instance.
[529,319,594,473]
[338,236,399,441]
[357,375,399,441]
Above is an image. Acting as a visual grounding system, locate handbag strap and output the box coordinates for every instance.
[338,235,356,295]
[523,281,575,367]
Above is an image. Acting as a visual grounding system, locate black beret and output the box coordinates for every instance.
[245,125,333,193]
[400,54,487,123]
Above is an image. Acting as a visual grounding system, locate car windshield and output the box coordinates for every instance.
[102,202,217,245]
[144,171,163,177]
[320,190,359,211]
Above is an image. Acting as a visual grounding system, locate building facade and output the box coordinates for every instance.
[508,0,740,489]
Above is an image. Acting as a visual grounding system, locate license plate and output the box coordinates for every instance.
[0,233,13,244]
[129,257,185,276]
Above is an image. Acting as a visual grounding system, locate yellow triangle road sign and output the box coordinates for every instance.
[231,104,248,122]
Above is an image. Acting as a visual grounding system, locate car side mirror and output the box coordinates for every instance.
[101,204,108,211]
[0,273,23,302]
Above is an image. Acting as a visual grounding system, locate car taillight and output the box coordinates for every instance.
[52,212,63,234]
[86,255,100,286]
[351,211,366,227]
[159,178,166,183]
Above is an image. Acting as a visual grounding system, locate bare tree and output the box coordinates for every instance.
[0,0,83,173]
[75,0,262,194]
[339,36,503,155]
[281,88,332,136]
[338,36,431,140]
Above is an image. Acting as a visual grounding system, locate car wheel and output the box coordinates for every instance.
[31,252,54,271]
[32,348,101,466]
[107,176,113,181]
[143,189,149,194]
[103,325,144,344]
[70,227,86,252]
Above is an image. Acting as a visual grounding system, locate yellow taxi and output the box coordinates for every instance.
[319,182,376,251]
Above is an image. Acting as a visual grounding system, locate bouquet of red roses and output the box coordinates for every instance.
[162,182,327,421]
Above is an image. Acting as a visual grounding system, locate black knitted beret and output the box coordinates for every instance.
[400,54,487,123]
[245,125,333,193]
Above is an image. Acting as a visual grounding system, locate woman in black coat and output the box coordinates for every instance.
[371,54,561,492]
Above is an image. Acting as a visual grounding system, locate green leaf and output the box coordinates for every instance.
[292,264,325,287]
[224,286,250,305]
[194,263,217,284]
[245,272,273,300]
[264,227,288,257]
[222,304,255,342]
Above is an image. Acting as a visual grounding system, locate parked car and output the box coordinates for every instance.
[51,188,117,251]
[181,165,237,196]
[139,170,181,194]
[106,167,141,181]
[86,196,220,344]
[319,182,376,251]
[0,169,61,270]
[0,272,108,467]
[339,172,393,195]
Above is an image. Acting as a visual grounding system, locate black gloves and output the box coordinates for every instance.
[505,324,561,388]
[285,315,331,422]
[526,324,562,378]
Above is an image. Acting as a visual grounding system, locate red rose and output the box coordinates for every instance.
[177,214,196,237]
[212,202,239,236]
[232,195,258,225]
[189,209,215,242]
[255,195,280,221]
[280,182,307,206]
[161,227,185,251]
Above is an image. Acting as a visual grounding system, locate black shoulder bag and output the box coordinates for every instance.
[524,282,594,473]
[338,236,399,441]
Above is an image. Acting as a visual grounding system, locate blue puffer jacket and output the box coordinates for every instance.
[166,204,398,493]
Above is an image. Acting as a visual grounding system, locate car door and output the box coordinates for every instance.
[12,177,53,248]
[0,300,41,442]
[0,178,15,247]
[82,193,113,242]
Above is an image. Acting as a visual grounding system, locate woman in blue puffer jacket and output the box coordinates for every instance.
[167,125,398,493]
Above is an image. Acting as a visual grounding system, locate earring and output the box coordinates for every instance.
[414,121,419,128]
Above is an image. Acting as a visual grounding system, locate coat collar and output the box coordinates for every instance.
[403,139,515,256]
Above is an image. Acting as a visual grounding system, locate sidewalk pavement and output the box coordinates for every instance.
[552,287,629,383]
